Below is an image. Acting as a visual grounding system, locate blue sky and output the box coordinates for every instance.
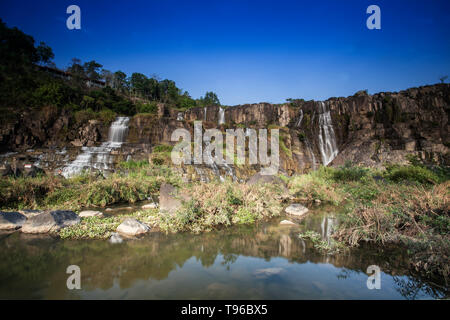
[1,0,449,105]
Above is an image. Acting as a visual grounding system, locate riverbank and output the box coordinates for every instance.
[0,160,449,285]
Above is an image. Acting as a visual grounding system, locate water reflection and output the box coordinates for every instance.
[0,209,447,299]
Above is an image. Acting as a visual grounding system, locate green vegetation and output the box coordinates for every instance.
[158,181,287,233]
[0,19,220,122]
[0,164,181,210]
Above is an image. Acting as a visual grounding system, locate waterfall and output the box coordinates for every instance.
[61,117,130,178]
[204,107,207,121]
[218,107,225,125]
[317,101,338,166]
[295,109,303,127]
[177,112,184,121]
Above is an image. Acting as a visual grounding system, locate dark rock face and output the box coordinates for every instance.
[1,84,448,178]
[0,106,108,152]
[21,210,80,234]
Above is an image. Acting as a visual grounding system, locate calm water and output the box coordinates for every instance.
[0,208,447,299]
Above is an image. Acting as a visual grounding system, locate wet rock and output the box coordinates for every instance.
[279,220,297,226]
[109,232,123,244]
[79,210,104,218]
[0,211,27,230]
[285,204,309,217]
[142,203,158,209]
[21,210,80,234]
[159,183,190,213]
[116,218,150,237]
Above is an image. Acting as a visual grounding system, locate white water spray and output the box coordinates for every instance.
[317,101,338,166]
[61,117,129,178]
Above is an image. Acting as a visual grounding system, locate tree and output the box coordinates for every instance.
[36,42,54,66]
[439,75,448,83]
[200,91,220,106]
[101,69,113,87]
[83,60,103,81]
[113,71,128,92]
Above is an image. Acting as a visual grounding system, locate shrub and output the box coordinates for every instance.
[384,165,439,185]
[332,162,369,182]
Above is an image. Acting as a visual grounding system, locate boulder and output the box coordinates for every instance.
[116,218,150,237]
[285,204,309,217]
[142,203,158,209]
[21,210,80,234]
[0,211,27,230]
[79,210,104,218]
[159,183,190,213]
[279,220,297,226]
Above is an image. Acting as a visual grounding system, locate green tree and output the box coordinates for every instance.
[200,91,220,106]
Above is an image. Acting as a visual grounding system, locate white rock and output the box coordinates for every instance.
[116,218,150,237]
[79,210,103,218]
[285,204,309,216]
[279,220,297,226]
[141,203,158,209]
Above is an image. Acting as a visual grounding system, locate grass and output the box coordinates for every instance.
[157,180,288,233]
[0,163,181,211]
[59,209,160,239]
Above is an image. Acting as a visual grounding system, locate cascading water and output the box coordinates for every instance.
[295,109,303,127]
[61,117,129,178]
[317,101,338,166]
[204,107,207,121]
[218,107,225,125]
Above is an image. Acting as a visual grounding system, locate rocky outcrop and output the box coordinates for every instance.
[21,210,80,234]
[0,84,448,179]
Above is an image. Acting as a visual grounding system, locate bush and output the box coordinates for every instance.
[384,165,439,185]
[136,101,157,114]
[332,162,369,182]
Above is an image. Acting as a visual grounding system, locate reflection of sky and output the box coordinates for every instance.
[77,255,436,300]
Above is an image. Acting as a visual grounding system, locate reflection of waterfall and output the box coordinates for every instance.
[62,117,129,178]
[218,107,225,125]
[320,216,336,244]
[317,101,338,166]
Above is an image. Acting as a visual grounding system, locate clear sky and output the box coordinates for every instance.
[0,0,449,105]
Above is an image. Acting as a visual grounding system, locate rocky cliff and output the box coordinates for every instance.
[0,84,448,178]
